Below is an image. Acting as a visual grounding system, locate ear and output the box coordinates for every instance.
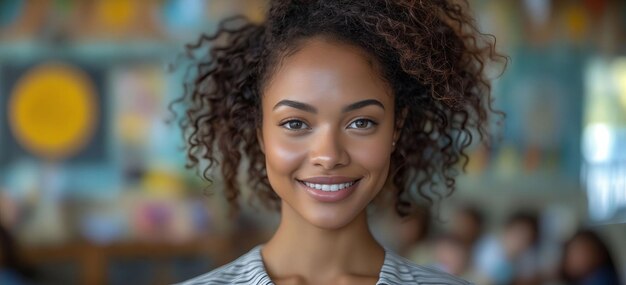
[256,128,265,154]
[393,107,408,143]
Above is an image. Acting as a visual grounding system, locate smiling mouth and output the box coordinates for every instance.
[296,179,361,192]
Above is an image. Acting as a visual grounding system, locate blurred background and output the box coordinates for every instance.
[0,0,624,284]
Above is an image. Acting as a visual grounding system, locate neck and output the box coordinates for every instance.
[261,202,384,284]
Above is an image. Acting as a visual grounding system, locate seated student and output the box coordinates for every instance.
[560,229,622,285]
[1,223,35,285]
[475,211,542,285]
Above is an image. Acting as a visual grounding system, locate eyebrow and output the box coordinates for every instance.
[272,99,384,114]
[342,99,385,113]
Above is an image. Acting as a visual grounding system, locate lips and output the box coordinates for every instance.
[296,176,362,202]
[297,176,361,192]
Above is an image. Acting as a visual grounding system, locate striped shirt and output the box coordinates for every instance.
[177,245,473,285]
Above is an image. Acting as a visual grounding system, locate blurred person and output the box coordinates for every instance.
[432,233,481,282]
[369,202,432,267]
[0,223,36,285]
[559,229,622,285]
[452,204,485,249]
[475,211,541,285]
[386,205,431,258]
[450,203,487,281]
[433,233,468,275]
[171,0,506,284]
[369,201,429,249]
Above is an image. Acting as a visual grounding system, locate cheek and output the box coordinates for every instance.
[263,130,307,180]
[349,133,393,176]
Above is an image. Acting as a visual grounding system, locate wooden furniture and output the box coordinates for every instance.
[19,236,235,285]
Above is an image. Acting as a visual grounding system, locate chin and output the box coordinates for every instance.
[302,207,363,230]
[309,217,354,230]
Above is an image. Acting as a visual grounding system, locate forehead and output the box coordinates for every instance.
[262,37,392,106]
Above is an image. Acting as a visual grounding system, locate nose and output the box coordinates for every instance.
[309,126,350,170]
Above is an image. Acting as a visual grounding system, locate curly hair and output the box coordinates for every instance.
[170,0,507,217]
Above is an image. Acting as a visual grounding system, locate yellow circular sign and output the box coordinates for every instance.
[8,62,98,161]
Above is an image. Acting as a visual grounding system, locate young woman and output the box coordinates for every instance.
[173,0,505,284]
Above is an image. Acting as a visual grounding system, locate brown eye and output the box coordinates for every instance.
[281,120,309,130]
[348,119,377,129]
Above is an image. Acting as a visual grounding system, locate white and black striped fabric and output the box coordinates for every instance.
[176,245,473,285]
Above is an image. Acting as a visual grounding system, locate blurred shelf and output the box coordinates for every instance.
[0,41,180,63]
[19,236,234,285]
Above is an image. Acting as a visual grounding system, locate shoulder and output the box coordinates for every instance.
[378,249,474,285]
[174,245,272,285]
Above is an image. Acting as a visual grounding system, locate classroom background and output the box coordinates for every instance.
[0,0,625,284]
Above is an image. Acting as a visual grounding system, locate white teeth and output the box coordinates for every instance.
[302,181,356,192]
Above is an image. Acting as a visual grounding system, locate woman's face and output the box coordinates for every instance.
[258,36,399,230]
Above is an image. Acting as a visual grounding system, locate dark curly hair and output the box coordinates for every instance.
[170,0,507,217]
